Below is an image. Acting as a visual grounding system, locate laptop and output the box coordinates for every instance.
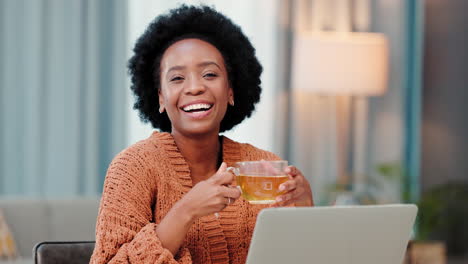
[246,204,417,264]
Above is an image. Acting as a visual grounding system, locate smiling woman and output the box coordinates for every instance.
[158,39,232,137]
[90,5,313,264]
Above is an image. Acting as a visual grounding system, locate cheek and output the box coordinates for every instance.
[160,88,177,105]
[217,97,229,117]
[218,80,231,100]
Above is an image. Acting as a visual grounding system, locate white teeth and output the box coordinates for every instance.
[183,103,212,112]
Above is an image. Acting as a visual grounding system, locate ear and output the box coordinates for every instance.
[228,87,234,106]
[158,89,165,113]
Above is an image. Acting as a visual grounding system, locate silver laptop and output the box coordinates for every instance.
[246,204,417,264]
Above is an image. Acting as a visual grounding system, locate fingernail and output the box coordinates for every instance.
[279,185,285,191]
[276,196,283,202]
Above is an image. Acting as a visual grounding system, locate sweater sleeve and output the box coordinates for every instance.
[90,147,192,264]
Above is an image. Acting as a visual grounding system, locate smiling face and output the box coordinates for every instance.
[158,38,233,137]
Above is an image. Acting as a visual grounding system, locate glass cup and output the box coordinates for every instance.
[228,160,289,204]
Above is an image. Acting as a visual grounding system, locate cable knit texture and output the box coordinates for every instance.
[90,131,280,264]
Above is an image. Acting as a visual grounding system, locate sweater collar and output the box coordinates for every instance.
[152,131,241,191]
[152,131,241,264]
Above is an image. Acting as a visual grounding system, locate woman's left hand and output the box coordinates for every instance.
[274,166,313,207]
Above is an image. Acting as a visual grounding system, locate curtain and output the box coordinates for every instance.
[368,0,423,203]
[0,0,127,197]
[403,0,423,202]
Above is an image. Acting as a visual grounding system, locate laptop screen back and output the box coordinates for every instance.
[246,204,417,264]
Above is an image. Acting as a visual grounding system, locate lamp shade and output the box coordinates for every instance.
[292,31,389,96]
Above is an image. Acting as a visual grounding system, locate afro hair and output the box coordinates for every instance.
[128,5,263,132]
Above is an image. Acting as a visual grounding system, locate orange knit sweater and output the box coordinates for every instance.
[90,131,280,264]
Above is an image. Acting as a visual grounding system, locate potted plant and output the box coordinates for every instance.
[415,182,468,257]
[327,162,407,206]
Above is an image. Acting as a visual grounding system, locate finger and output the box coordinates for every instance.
[260,160,282,175]
[290,186,305,200]
[285,166,300,177]
[218,196,237,210]
[279,179,297,192]
[214,197,229,210]
[218,162,228,173]
[219,172,236,186]
[219,185,241,199]
[276,186,304,204]
[272,200,287,207]
[209,162,231,184]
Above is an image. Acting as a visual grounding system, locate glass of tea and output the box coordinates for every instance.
[228,160,289,204]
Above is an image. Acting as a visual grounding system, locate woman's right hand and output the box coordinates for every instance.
[156,162,241,255]
[180,162,241,220]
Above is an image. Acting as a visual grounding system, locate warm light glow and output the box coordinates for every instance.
[292,31,389,96]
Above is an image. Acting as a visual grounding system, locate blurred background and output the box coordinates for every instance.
[1,0,467,262]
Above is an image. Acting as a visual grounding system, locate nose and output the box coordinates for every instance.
[184,76,206,95]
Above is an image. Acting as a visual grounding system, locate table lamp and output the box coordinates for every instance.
[292,31,389,191]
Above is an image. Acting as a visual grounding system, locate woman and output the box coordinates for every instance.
[91,5,313,264]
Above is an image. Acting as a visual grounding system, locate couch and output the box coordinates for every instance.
[0,197,100,264]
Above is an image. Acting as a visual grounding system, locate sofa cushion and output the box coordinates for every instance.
[0,200,48,258]
[0,257,32,264]
[0,209,18,259]
[0,198,100,259]
[47,199,99,241]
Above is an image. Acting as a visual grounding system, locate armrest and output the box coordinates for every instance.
[33,241,95,264]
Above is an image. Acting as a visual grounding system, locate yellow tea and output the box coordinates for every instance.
[237,174,288,204]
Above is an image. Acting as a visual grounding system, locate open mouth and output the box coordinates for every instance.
[181,103,213,113]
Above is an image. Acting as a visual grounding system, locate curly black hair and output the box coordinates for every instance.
[128,5,263,133]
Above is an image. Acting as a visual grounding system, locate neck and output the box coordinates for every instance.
[171,130,221,183]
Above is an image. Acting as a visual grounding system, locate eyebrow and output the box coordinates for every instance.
[197,61,221,70]
[167,61,222,73]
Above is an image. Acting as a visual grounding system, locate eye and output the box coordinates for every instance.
[203,72,218,79]
[170,76,184,82]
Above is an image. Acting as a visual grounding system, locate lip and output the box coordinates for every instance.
[179,100,215,120]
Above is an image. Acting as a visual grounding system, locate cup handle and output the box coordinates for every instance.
[226,166,239,176]
[226,167,242,193]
